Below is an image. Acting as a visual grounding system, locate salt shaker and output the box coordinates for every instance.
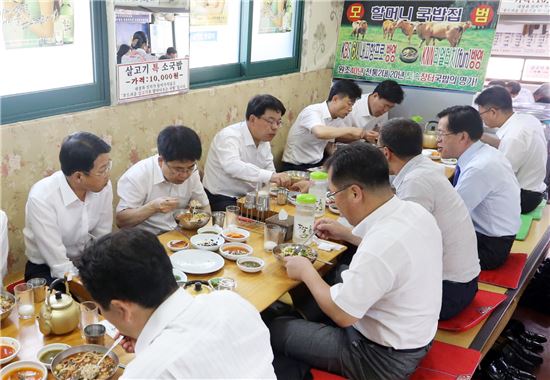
[277,187,288,205]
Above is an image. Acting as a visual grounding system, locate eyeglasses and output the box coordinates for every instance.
[478,108,497,116]
[165,162,198,175]
[86,160,112,177]
[327,184,355,199]
[436,130,456,137]
[259,116,283,127]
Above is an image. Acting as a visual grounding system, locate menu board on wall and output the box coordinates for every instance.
[333,1,501,92]
[492,23,550,57]
[499,0,549,15]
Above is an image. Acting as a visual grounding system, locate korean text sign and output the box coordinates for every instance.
[333,1,500,92]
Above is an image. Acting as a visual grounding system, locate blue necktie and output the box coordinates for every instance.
[452,165,461,187]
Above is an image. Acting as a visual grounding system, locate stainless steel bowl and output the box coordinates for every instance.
[0,290,15,322]
[51,344,119,380]
[173,208,211,230]
[273,243,318,263]
[284,170,309,184]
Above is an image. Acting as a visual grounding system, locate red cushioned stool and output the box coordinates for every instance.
[411,341,481,380]
[438,289,507,332]
[479,253,527,289]
[310,368,346,380]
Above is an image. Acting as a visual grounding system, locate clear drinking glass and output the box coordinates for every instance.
[14,283,35,319]
[212,211,226,227]
[80,301,99,338]
[217,278,236,291]
[264,224,284,252]
[27,277,47,303]
[225,205,240,228]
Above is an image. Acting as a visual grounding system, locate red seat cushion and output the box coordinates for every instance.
[479,253,528,289]
[411,341,481,380]
[310,368,347,380]
[438,289,507,332]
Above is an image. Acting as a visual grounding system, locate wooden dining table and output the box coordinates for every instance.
[1,199,347,379]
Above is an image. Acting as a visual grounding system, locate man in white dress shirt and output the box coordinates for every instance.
[378,118,480,320]
[24,132,113,284]
[476,86,547,213]
[282,80,367,171]
[75,228,276,379]
[505,81,535,105]
[203,95,291,211]
[270,143,442,380]
[437,106,521,270]
[343,80,404,142]
[0,210,8,288]
[116,126,210,234]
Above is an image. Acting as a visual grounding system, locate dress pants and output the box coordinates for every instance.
[204,188,237,212]
[520,189,544,214]
[440,276,479,320]
[476,231,515,270]
[281,161,323,173]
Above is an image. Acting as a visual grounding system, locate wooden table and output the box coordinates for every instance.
[0,307,133,380]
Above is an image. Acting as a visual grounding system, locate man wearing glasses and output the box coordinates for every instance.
[116,126,209,234]
[475,86,547,214]
[270,143,442,380]
[436,106,520,270]
[24,132,113,284]
[203,94,291,211]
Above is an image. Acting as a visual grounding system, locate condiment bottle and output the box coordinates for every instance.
[293,194,316,244]
[308,171,328,217]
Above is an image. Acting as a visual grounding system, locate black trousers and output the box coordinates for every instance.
[521,189,544,214]
[25,261,56,285]
[205,188,237,212]
[281,161,323,172]
[476,232,515,270]
[440,276,479,320]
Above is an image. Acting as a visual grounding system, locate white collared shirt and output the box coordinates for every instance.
[203,122,275,198]
[456,141,521,237]
[343,93,388,130]
[24,171,113,278]
[0,210,8,286]
[394,155,480,283]
[330,196,442,349]
[116,155,209,235]
[496,112,547,193]
[122,288,276,379]
[282,102,346,165]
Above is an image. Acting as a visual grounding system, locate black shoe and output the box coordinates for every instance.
[488,358,536,380]
[507,339,544,366]
[504,331,545,353]
[501,344,536,373]
[506,319,548,343]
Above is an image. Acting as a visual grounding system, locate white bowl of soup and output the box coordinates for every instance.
[219,243,253,261]
[36,343,70,370]
[236,256,265,273]
[0,337,20,365]
[0,360,47,380]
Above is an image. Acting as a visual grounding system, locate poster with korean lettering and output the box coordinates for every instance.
[333,1,501,92]
[117,58,189,102]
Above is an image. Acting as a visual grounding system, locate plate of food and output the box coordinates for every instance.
[399,46,418,63]
[0,291,15,322]
[166,239,189,251]
[272,243,318,263]
[1,360,47,380]
[190,234,225,251]
[170,249,225,274]
[441,158,457,166]
[51,344,118,380]
[197,225,223,235]
[284,170,309,184]
[219,243,253,261]
[422,149,441,160]
[173,208,211,230]
[221,228,250,242]
[172,268,188,286]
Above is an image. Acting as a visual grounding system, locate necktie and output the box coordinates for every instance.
[452,165,461,187]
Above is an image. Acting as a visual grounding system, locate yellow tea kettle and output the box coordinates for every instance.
[38,278,80,335]
[423,120,439,149]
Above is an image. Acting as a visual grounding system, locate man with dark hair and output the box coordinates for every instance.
[166,47,177,58]
[282,80,367,171]
[75,228,276,379]
[505,81,534,104]
[476,86,547,214]
[203,94,291,211]
[116,125,209,234]
[343,80,404,142]
[378,118,480,320]
[270,142,442,380]
[24,132,113,283]
[437,106,520,270]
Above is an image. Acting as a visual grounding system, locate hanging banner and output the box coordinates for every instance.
[333,1,501,93]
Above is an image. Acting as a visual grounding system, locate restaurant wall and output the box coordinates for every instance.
[0,0,345,278]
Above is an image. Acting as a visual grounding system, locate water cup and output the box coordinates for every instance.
[80,301,99,338]
[217,278,236,291]
[27,277,47,303]
[212,211,226,227]
[264,224,284,252]
[225,205,240,228]
[14,283,35,319]
[84,323,106,346]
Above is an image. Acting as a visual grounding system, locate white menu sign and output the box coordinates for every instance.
[499,0,549,15]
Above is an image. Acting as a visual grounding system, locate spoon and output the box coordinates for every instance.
[97,335,124,367]
[294,231,316,255]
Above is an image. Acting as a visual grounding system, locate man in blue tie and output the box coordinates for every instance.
[436,106,521,270]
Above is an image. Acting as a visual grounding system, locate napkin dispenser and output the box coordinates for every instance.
[265,212,294,242]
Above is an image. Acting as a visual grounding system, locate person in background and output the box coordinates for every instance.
[24,132,113,284]
[203,95,290,211]
[281,80,367,172]
[378,118,480,320]
[116,126,210,235]
[159,47,177,60]
[343,80,404,142]
[121,31,154,64]
[0,210,8,288]
[533,83,550,104]
[506,81,535,104]
[436,106,520,270]
[270,142,442,380]
[116,44,130,64]
[75,228,276,379]
[476,86,547,214]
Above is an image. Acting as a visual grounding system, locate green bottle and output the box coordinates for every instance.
[60,0,74,44]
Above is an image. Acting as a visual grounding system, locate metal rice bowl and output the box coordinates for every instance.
[51,344,119,380]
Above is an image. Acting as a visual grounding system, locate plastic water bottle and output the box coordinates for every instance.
[293,194,316,244]
[308,171,328,217]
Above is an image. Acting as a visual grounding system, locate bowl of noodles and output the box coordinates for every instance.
[272,243,318,263]
[51,344,119,380]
